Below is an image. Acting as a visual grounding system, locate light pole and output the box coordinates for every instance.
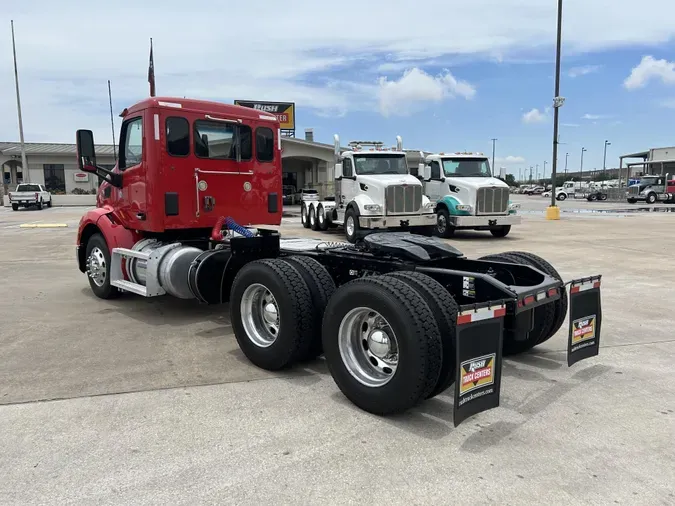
[603,140,611,179]
[580,147,587,181]
[565,152,569,173]
[491,138,497,172]
[544,161,547,181]
[549,0,565,211]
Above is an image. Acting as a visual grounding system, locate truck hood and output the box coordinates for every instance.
[445,177,508,189]
[357,174,422,188]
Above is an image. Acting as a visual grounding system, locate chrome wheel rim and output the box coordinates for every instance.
[87,247,107,287]
[437,214,446,233]
[346,216,355,237]
[301,206,307,224]
[318,207,325,224]
[338,307,398,387]
[310,208,316,226]
[240,283,280,348]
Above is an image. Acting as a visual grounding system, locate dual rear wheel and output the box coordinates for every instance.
[229,259,460,415]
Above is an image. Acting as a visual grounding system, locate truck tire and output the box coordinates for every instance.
[627,198,636,204]
[490,225,511,238]
[386,271,458,398]
[316,204,330,231]
[230,259,315,371]
[322,275,442,415]
[557,193,566,201]
[477,252,555,355]
[502,251,568,346]
[301,203,310,228]
[435,208,455,238]
[309,205,319,231]
[599,193,607,201]
[284,255,336,360]
[11,204,18,211]
[344,207,361,243]
[37,200,43,210]
[47,199,52,208]
[85,233,120,300]
[646,192,657,204]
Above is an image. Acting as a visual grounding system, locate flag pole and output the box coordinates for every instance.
[11,20,29,183]
[108,80,117,161]
[148,37,156,97]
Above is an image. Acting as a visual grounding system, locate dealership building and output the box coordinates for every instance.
[0,132,339,199]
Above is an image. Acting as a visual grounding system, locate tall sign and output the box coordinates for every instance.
[234,100,295,137]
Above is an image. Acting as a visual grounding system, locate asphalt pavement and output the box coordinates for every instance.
[0,196,673,505]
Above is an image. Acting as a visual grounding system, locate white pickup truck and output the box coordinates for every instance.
[8,183,52,211]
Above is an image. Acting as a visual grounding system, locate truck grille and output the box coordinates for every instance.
[385,184,422,215]
[628,186,640,195]
[476,187,509,215]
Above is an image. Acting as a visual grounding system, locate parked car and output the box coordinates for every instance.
[8,183,52,211]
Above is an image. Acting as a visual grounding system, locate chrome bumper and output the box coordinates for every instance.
[359,213,436,229]
[449,214,522,227]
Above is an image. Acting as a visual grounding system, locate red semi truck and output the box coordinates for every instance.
[75,96,603,426]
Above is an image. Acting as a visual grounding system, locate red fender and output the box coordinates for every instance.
[76,206,141,272]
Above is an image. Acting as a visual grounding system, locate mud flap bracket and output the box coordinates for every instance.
[566,275,602,367]
[453,300,510,427]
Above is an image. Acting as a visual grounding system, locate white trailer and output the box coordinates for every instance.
[300,135,436,243]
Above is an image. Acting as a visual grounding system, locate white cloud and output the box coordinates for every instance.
[562,123,580,127]
[582,113,607,120]
[495,156,526,164]
[4,0,675,142]
[522,108,547,124]
[568,65,601,77]
[660,98,675,109]
[377,68,475,117]
[624,55,675,89]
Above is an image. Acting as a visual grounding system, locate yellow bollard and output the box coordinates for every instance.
[545,206,561,220]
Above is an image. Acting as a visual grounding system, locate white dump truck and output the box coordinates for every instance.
[301,136,436,242]
[418,152,521,238]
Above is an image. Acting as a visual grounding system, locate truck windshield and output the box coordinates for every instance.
[353,154,407,175]
[15,184,40,192]
[442,158,492,177]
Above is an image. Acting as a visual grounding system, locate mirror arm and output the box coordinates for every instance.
[86,164,122,188]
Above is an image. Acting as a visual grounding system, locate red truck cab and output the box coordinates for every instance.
[92,97,283,233]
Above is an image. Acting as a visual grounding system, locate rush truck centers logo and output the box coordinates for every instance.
[572,315,596,345]
[459,354,496,396]
[234,100,295,130]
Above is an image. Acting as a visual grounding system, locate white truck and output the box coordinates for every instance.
[626,174,675,204]
[554,181,591,201]
[301,136,436,242]
[8,183,52,211]
[419,152,521,238]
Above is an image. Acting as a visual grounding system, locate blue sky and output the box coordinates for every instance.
[2,0,675,178]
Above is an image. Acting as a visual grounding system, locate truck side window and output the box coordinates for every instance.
[343,158,353,177]
[166,117,189,157]
[430,161,441,179]
[256,127,274,162]
[194,120,252,161]
[120,117,143,169]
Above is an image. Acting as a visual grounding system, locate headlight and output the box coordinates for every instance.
[424,202,435,210]
[508,203,521,210]
[363,204,381,212]
[456,204,472,212]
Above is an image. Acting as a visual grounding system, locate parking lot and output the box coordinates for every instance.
[1,195,674,505]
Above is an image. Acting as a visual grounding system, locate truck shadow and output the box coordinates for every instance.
[81,288,229,327]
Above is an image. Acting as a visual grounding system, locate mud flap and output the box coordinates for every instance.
[453,301,508,427]
[567,276,602,367]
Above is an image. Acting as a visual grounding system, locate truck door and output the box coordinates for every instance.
[340,157,358,206]
[426,160,444,201]
[116,115,148,229]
